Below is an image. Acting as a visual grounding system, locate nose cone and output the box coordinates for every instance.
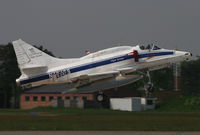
[175,51,192,61]
[184,52,192,60]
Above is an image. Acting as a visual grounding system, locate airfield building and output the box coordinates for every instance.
[20,84,94,109]
[19,84,139,109]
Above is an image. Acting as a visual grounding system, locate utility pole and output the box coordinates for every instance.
[173,62,181,91]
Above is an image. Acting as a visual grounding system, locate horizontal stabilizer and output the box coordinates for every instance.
[21,64,47,70]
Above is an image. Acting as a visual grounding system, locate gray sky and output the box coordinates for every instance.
[0,0,199,58]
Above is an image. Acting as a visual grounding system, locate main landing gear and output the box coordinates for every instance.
[96,91,110,108]
[96,94,104,102]
[96,91,105,102]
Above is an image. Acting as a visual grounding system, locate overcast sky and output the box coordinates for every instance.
[0,0,199,58]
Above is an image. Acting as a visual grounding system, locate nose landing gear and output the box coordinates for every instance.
[144,71,154,97]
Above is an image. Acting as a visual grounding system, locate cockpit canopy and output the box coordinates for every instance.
[139,44,161,50]
[81,46,132,59]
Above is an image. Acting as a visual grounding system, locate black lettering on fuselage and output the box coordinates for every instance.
[49,69,68,79]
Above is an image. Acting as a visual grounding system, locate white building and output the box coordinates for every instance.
[110,97,156,112]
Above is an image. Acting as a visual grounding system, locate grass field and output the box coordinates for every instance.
[155,96,200,112]
[0,107,200,131]
[0,96,200,131]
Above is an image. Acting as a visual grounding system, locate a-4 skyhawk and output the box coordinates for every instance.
[12,39,192,101]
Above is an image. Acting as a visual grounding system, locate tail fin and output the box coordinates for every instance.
[13,39,80,76]
[12,39,56,76]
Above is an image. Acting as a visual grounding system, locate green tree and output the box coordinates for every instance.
[181,57,200,95]
[0,43,20,108]
[151,67,174,91]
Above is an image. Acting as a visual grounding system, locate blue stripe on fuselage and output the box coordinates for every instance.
[139,51,173,58]
[20,51,173,85]
[69,55,132,73]
[20,74,49,85]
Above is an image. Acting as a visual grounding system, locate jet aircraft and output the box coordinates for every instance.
[12,39,192,101]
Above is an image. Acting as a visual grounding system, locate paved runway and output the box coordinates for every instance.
[0,131,199,135]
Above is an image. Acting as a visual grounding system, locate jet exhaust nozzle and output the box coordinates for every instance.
[16,79,20,86]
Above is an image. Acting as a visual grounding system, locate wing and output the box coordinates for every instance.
[74,66,137,87]
[74,70,120,87]
[117,67,136,74]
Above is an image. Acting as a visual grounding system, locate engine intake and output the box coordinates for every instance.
[133,50,139,62]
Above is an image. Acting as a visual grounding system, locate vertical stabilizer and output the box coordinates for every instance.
[12,39,55,75]
[12,39,80,76]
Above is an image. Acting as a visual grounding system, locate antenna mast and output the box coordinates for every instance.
[173,62,181,91]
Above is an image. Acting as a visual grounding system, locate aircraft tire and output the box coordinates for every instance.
[146,83,154,93]
[96,94,104,102]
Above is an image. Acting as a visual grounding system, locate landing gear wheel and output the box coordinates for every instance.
[144,83,154,97]
[146,83,154,93]
[96,94,104,102]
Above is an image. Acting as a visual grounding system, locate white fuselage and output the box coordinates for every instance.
[17,45,191,88]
